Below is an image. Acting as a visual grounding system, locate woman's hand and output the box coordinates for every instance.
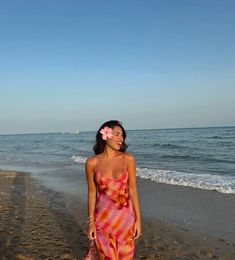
[87,223,96,240]
[133,220,142,240]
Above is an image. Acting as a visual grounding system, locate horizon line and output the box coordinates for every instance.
[0,125,235,136]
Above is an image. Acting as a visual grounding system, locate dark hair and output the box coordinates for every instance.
[93,120,128,155]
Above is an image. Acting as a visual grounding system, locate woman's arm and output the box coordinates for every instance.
[126,153,142,239]
[85,157,97,240]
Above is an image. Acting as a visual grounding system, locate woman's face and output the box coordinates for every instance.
[106,126,124,151]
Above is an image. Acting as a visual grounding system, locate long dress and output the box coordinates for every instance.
[84,155,136,260]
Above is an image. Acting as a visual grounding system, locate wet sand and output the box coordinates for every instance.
[137,178,235,242]
[0,170,235,259]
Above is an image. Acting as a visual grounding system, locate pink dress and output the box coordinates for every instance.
[84,155,136,260]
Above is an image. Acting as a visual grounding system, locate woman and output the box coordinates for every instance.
[84,120,141,260]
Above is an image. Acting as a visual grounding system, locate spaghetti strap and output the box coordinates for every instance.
[94,157,97,172]
[122,153,125,171]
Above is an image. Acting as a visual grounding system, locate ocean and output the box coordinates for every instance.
[0,126,234,195]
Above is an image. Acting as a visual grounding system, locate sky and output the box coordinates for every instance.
[1,0,235,134]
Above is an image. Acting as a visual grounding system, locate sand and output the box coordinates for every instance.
[0,170,235,259]
[137,178,235,241]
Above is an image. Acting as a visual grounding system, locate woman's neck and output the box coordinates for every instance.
[102,146,121,159]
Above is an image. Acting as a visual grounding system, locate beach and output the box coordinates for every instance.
[1,170,235,260]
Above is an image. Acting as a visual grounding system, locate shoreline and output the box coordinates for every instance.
[0,170,235,259]
[137,178,235,242]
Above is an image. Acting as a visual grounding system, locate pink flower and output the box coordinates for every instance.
[99,126,113,140]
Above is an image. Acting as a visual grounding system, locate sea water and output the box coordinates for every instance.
[0,126,234,194]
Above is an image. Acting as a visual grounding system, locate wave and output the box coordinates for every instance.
[208,136,224,139]
[136,167,235,194]
[206,157,235,164]
[161,155,196,160]
[152,143,185,149]
[71,155,87,164]
[161,155,235,164]
[207,135,235,139]
[71,154,235,194]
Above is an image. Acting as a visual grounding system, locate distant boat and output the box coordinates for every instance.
[62,131,79,135]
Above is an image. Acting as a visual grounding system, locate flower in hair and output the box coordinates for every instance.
[100,126,113,140]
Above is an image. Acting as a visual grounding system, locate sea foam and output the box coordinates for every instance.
[71,155,235,194]
[136,167,235,194]
[71,155,87,164]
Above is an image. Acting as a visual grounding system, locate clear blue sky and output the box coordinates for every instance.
[1,0,235,134]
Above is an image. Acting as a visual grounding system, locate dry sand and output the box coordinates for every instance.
[0,170,235,259]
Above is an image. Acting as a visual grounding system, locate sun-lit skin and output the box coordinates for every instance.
[105,126,124,151]
[85,124,142,259]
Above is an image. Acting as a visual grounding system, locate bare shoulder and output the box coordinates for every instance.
[123,152,136,164]
[85,155,97,168]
